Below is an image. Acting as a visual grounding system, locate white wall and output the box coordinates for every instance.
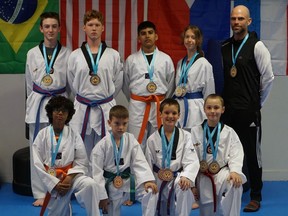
[0,74,287,183]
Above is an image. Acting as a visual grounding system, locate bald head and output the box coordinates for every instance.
[230,5,252,40]
[232,5,250,18]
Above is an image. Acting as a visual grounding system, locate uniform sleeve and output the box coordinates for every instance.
[179,132,200,183]
[227,128,245,175]
[165,56,176,98]
[32,129,60,193]
[67,52,77,97]
[254,41,274,107]
[90,141,109,200]
[202,60,215,99]
[25,51,33,97]
[122,58,131,101]
[68,133,89,175]
[130,136,155,186]
[145,135,155,170]
[112,52,124,97]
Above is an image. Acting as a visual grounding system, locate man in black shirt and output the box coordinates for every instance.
[221,5,274,212]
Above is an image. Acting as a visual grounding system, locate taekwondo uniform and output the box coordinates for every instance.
[145,127,199,216]
[32,125,100,216]
[191,122,247,216]
[123,48,175,150]
[25,42,71,199]
[91,132,158,216]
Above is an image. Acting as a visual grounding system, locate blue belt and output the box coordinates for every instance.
[174,91,203,128]
[32,83,66,140]
[76,94,113,140]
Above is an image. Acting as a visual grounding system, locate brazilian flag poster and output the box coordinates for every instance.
[0,0,58,74]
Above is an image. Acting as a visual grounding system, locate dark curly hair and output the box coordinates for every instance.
[45,96,75,124]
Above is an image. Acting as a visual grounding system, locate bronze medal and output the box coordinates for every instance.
[181,86,187,97]
[208,161,220,174]
[90,74,101,85]
[230,65,237,78]
[158,168,174,182]
[175,86,183,97]
[113,176,123,188]
[47,167,56,176]
[200,160,209,173]
[42,75,53,86]
[146,82,157,93]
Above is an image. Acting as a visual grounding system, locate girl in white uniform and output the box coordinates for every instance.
[174,25,215,132]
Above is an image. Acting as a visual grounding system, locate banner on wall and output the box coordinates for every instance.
[0,0,58,74]
[0,0,287,76]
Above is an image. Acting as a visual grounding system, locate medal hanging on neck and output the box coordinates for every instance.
[175,52,198,97]
[86,43,102,85]
[142,49,157,93]
[201,122,221,174]
[42,44,58,86]
[111,133,124,188]
[48,125,63,177]
[158,127,175,182]
[230,33,249,78]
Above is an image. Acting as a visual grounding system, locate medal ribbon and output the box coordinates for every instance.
[111,133,124,176]
[142,49,156,82]
[231,33,249,66]
[50,125,63,167]
[160,127,175,169]
[202,122,221,161]
[86,43,103,75]
[178,52,198,86]
[43,44,58,74]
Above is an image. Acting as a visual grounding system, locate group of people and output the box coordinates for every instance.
[25,4,274,216]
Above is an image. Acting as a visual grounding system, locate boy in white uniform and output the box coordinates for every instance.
[32,96,100,216]
[123,21,175,152]
[191,94,246,216]
[91,105,158,216]
[67,10,123,159]
[145,98,200,216]
[25,11,71,206]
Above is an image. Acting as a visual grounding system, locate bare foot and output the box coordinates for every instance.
[123,200,134,206]
[33,198,44,207]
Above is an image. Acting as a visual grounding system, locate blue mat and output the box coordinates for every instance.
[0,181,287,215]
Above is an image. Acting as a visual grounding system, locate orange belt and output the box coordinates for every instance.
[40,163,73,216]
[130,93,165,144]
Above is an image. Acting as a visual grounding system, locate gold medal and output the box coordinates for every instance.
[175,86,183,97]
[90,74,101,85]
[113,176,123,188]
[200,160,209,173]
[230,65,237,78]
[47,167,56,176]
[146,82,157,93]
[208,161,220,174]
[158,168,174,182]
[42,75,53,86]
